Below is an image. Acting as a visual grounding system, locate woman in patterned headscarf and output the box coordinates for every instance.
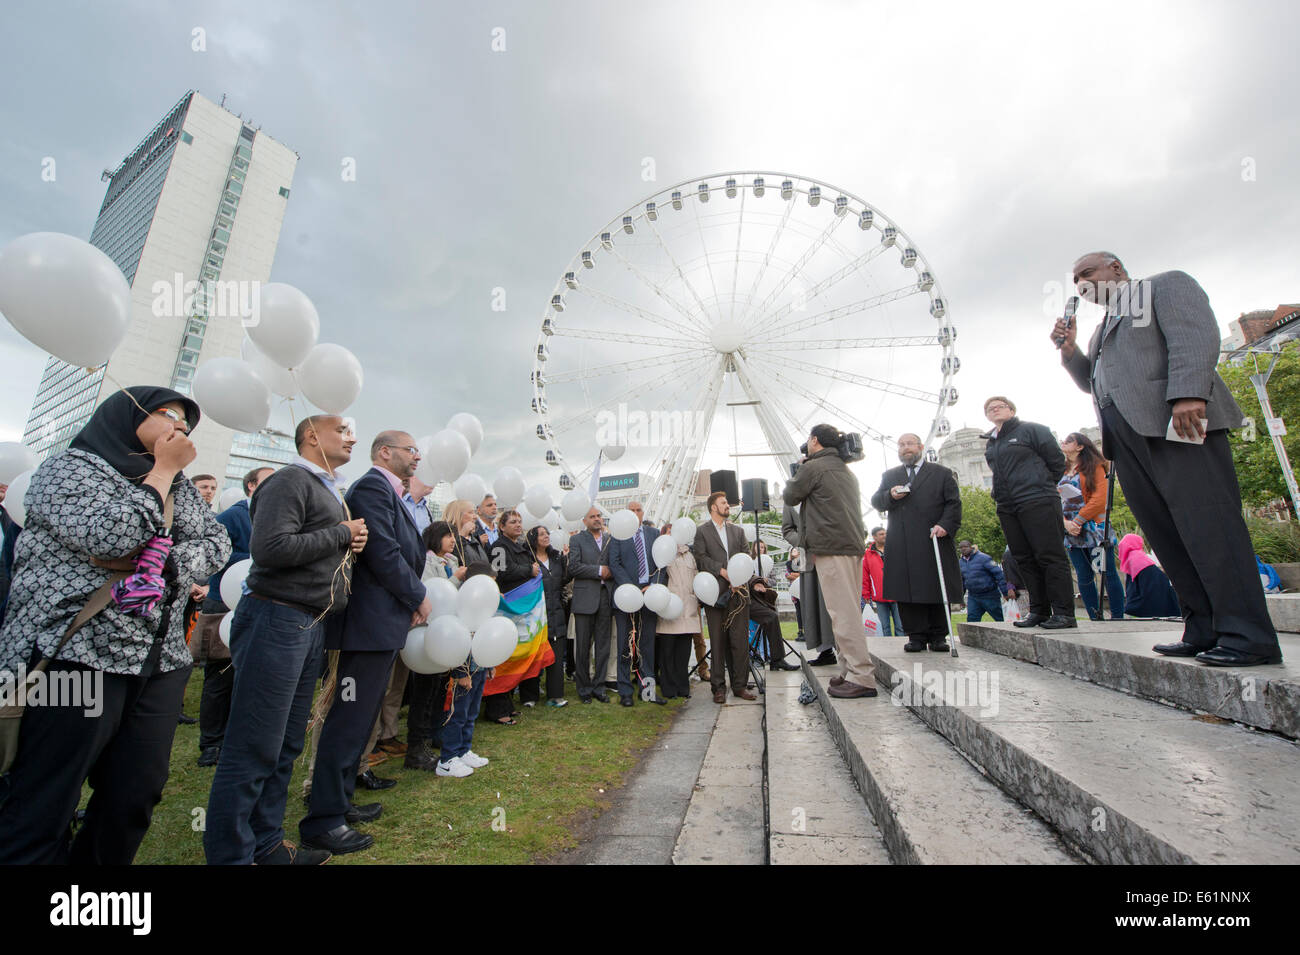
[0,386,230,864]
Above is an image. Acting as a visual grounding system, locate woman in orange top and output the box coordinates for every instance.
[1058,432,1124,620]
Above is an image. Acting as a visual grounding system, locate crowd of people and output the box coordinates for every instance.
[0,251,1287,867]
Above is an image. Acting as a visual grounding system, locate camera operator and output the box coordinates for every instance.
[782,424,877,699]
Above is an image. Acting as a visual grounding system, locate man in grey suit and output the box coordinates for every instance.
[569,505,613,702]
[1055,252,1281,666]
[693,491,757,703]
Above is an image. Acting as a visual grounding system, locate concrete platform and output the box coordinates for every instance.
[763,668,892,865]
[797,651,1080,865]
[958,620,1300,739]
[869,637,1300,864]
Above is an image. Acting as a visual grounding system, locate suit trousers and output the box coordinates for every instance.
[704,593,751,694]
[616,607,658,698]
[376,657,409,741]
[897,602,949,644]
[810,554,877,689]
[749,595,784,662]
[997,498,1075,617]
[1102,405,1278,654]
[300,648,397,841]
[572,587,612,699]
[198,658,235,750]
[656,634,693,698]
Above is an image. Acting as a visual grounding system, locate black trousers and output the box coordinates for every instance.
[482,689,514,721]
[406,670,446,748]
[545,633,566,700]
[198,659,235,749]
[997,498,1075,617]
[703,591,751,693]
[300,648,396,841]
[0,658,188,865]
[1102,405,1278,654]
[656,634,693,698]
[572,589,612,699]
[749,597,784,662]
[616,607,658,699]
[897,602,949,644]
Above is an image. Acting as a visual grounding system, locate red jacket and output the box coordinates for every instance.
[861,546,891,602]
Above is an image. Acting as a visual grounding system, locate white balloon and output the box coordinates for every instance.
[742,523,757,542]
[401,626,441,674]
[609,509,638,541]
[493,466,525,509]
[614,583,644,613]
[651,534,678,570]
[453,472,487,506]
[298,343,363,414]
[457,573,501,631]
[426,577,459,619]
[192,358,271,433]
[240,336,297,398]
[217,487,244,512]
[446,412,484,455]
[670,518,696,547]
[424,615,473,670]
[546,509,564,533]
[516,505,540,529]
[427,429,472,484]
[602,444,626,462]
[247,282,319,369]
[727,553,755,584]
[692,571,719,607]
[220,558,253,610]
[563,518,586,533]
[471,615,519,668]
[218,613,234,647]
[524,485,552,518]
[550,529,570,552]
[0,232,131,367]
[661,593,685,621]
[561,488,591,521]
[789,577,801,601]
[414,435,438,486]
[643,583,671,615]
[758,554,774,577]
[5,468,35,527]
[0,443,37,485]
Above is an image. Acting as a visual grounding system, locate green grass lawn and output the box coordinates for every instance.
[124,674,682,865]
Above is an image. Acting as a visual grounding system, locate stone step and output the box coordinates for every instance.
[868,637,1300,864]
[958,620,1300,739]
[671,692,766,865]
[763,668,892,865]
[797,653,1080,864]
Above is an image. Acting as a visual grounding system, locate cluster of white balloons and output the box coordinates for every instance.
[400,573,518,674]
[415,413,485,488]
[0,442,38,527]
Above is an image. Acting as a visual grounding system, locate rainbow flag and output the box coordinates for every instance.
[481,574,554,697]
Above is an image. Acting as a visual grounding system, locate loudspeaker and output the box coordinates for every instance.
[741,478,769,512]
[710,469,739,505]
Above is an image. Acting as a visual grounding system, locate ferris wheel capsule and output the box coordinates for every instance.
[558,474,574,490]
[930,297,947,318]
[936,418,951,437]
[925,449,939,463]
[536,343,549,362]
[725,178,737,198]
[937,325,956,346]
[752,177,765,197]
[697,182,710,202]
[901,247,918,267]
[807,185,821,206]
[646,201,657,221]
[671,190,683,209]
[537,425,550,440]
[858,209,874,230]
[581,251,594,269]
[918,270,934,290]
[531,371,546,388]
[834,195,848,216]
[541,318,555,337]
[780,179,794,199]
[549,296,564,313]
[881,226,898,246]
[531,397,548,414]
[600,232,613,250]
[622,215,634,234]
[545,449,559,464]
[940,385,959,406]
[564,271,578,289]
[941,354,960,374]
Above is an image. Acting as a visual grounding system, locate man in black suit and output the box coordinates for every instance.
[299,431,431,855]
[693,491,757,704]
[608,500,666,705]
[869,434,963,652]
[569,505,613,703]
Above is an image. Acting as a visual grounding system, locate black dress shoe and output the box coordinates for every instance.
[178,713,197,725]
[355,769,397,791]
[1153,641,1202,657]
[579,695,592,704]
[1195,646,1283,667]
[254,840,331,865]
[592,690,609,703]
[345,803,383,825]
[928,640,950,652]
[769,659,800,671]
[404,740,440,771]
[620,696,633,707]
[903,640,928,652]
[197,745,221,767]
[1039,615,1078,630]
[300,824,374,856]
[1013,613,1046,629]
[808,648,837,666]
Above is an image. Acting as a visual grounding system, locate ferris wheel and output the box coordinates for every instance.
[531,171,958,525]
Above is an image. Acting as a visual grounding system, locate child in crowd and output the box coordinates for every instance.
[437,561,494,778]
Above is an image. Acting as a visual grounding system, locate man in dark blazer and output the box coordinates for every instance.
[608,500,666,705]
[869,434,962,652]
[693,491,756,703]
[1055,252,1280,666]
[299,431,431,855]
[569,505,613,703]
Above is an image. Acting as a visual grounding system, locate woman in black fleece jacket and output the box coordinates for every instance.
[482,510,539,723]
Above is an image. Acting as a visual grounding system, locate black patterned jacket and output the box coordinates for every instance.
[0,449,230,676]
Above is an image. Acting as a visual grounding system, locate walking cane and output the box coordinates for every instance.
[931,534,959,658]
[1094,463,1117,621]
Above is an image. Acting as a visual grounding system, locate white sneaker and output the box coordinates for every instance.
[436,756,473,778]
[461,750,489,769]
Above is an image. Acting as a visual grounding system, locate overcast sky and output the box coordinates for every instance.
[2,0,1297,505]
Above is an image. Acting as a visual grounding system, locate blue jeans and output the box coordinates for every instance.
[876,601,904,636]
[203,597,324,864]
[966,591,1004,622]
[1068,546,1125,619]
[442,668,485,761]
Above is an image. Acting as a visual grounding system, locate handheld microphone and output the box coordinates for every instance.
[1053,295,1079,346]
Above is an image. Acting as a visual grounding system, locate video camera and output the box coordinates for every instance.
[791,431,865,476]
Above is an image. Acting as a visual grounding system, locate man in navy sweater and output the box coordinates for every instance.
[958,541,1014,623]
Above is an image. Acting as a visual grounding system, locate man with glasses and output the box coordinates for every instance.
[299,431,432,856]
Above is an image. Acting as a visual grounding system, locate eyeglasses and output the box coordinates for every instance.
[985,403,1010,412]
[155,408,190,433]
[384,445,420,455]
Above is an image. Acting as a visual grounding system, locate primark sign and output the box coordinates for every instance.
[598,473,639,492]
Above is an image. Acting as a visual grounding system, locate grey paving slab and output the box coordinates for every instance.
[672,702,767,865]
[769,832,893,865]
[869,639,1300,865]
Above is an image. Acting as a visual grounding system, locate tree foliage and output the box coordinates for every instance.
[1218,342,1300,509]
[954,485,1005,557]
